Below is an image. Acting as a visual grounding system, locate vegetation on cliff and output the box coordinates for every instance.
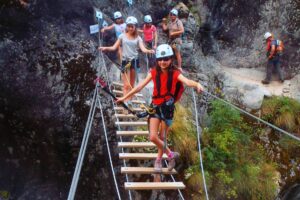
[170,101,279,199]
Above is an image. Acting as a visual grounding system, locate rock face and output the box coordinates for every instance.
[197,0,300,76]
[0,0,119,199]
[193,0,300,110]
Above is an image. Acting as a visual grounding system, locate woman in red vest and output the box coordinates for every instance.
[117,44,204,172]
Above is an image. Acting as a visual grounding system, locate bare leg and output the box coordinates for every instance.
[122,71,131,101]
[149,118,171,158]
[153,174,161,182]
[174,49,182,69]
[130,68,135,88]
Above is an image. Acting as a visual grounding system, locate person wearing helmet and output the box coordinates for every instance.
[99,16,154,108]
[162,9,184,71]
[261,32,284,84]
[101,11,126,62]
[139,15,158,50]
[116,44,204,173]
[137,15,158,68]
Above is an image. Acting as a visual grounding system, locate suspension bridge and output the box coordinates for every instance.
[67,4,300,200]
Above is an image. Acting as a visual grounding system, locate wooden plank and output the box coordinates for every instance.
[112,82,123,87]
[114,107,144,112]
[115,113,137,119]
[113,90,143,97]
[115,121,147,126]
[119,153,168,160]
[118,142,155,148]
[114,114,136,118]
[116,131,149,136]
[125,182,185,190]
[131,99,146,104]
[121,167,177,174]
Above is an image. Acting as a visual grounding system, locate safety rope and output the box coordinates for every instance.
[67,87,97,200]
[163,159,185,200]
[98,29,133,200]
[203,91,300,142]
[192,89,209,200]
[96,91,122,200]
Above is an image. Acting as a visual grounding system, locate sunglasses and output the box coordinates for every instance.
[157,57,172,61]
[170,13,177,16]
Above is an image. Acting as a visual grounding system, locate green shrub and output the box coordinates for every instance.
[262,96,300,133]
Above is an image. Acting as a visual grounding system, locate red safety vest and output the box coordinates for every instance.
[151,68,184,105]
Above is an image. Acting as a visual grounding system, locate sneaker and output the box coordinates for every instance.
[168,152,180,171]
[154,158,162,173]
[261,79,270,84]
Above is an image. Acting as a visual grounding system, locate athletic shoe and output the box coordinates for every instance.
[154,158,162,173]
[168,152,179,171]
[261,79,270,84]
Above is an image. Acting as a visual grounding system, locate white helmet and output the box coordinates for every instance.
[156,44,174,59]
[114,11,122,19]
[144,15,152,23]
[170,9,178,16]
[126,16,138,25]
[264,32,272,40]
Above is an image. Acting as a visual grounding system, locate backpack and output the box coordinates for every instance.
[274,39,284,53]
[175,19,185,40]
[155,69,184,103]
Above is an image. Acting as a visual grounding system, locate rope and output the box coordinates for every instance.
[192,89,209,200]
[163,160,185,200]
[96,91,122,200]
[98,30,133,200]
[67,87,97,200]
[203,91,300,142]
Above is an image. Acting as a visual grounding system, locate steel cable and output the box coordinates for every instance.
[67,87,97,200]
[192,89,209,200]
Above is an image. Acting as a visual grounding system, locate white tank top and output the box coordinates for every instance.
[114,23,126,38]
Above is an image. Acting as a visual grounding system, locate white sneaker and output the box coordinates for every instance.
[154,158,162,173]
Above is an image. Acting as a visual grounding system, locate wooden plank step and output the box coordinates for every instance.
[114,107,144,112]
[121,167,176,174]
[112,82,123,87]
[118,142,155,148]
[115,121,147,126]
[125,182,185,190]
[119,153,168,160]
[131,99,146,104]
[114,114,137,118]
[113,90,143,97]
[116,131,149,136]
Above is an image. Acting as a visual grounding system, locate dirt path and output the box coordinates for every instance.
[222,66,291,97]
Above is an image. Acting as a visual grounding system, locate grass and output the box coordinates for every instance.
[261,96,300,134]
